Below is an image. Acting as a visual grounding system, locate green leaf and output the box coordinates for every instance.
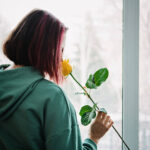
[88,108,96,122]
[99,108,107,114]
[85,74,97,89]
[91,104,97,119]
[81,111,96,126]
[79,105,92,116]
[81,112,91,126]
[94,68,109,86]
[80,105,97,126]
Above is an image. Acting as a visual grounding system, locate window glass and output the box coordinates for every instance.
[140,0,150,149]
[62,1,122,149]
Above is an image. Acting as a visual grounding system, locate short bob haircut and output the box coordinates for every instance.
[3,9,67,84]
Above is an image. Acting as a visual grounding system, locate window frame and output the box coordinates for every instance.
[122,0,139,149]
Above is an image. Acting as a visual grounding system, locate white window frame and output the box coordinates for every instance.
[122,0,139,150]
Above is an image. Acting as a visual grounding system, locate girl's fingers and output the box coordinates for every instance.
[104,115,110,125]
[97,111,106,119]
[101,112,107,120]
[97,111,103,119]
[107,120,114,129]
[97,111,113,129]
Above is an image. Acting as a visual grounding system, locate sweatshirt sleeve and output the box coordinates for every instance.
[45,124,97,150]
[43,84,97,150]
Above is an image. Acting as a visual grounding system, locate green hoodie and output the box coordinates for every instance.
[0,64,97,150]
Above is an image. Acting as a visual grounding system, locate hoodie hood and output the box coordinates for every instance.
[0,64,44,120]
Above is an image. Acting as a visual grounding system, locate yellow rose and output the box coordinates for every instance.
[62,59,72,76]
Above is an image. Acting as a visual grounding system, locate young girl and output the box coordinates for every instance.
[0,9,113,150]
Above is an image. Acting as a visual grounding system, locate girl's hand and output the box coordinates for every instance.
[89,111,114,144]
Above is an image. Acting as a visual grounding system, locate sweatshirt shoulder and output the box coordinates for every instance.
[37,79,63,93]
[35,79,65,98]
[30,78,78,126]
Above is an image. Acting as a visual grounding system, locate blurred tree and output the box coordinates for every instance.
[0,14,10,64]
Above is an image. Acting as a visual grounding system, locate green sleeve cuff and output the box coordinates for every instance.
[83,138,97,150]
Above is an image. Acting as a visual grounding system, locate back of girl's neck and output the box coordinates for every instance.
[5,64,24,70]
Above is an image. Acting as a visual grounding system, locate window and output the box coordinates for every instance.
[62,1,122,149]
[0,0,143,150]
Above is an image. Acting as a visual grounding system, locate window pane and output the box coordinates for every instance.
[62,0,123,149]
[140,0,150,149]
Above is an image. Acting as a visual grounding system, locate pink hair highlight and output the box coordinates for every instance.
[28,12,66,84]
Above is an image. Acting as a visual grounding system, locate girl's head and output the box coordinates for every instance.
[3,9,67,84]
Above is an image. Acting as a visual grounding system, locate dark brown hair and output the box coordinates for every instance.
[3,9,67,84]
